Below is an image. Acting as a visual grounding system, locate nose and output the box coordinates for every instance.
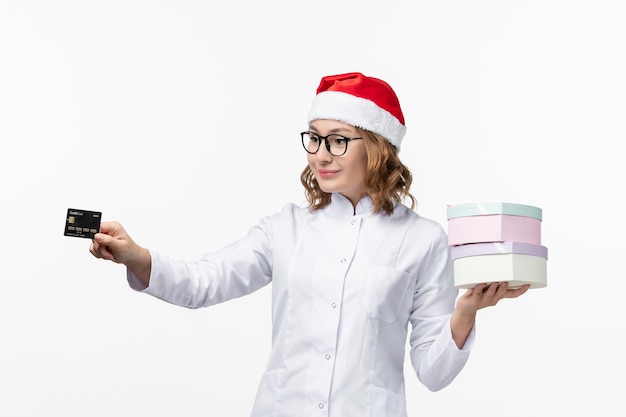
[314,139,333,162]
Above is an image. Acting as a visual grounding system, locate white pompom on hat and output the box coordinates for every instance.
[307,72,407,149]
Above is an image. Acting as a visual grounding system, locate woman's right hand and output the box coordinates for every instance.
[90,221,152,286]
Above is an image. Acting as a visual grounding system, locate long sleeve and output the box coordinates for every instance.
[127,216,274,309]
[408,221,474,391]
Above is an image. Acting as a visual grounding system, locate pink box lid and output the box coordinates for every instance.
[451,241,548,260]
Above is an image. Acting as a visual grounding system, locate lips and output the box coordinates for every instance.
[318,169,339,178]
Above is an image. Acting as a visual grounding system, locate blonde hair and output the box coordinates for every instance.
[300,129,416,215]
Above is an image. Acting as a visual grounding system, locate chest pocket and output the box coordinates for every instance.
[362,266,413,323]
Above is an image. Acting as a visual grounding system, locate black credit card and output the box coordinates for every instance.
[64,208,102,238]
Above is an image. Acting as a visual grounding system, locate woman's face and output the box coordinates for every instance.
[306,119,368,206]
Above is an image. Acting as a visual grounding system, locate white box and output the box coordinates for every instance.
[451,242,548,289]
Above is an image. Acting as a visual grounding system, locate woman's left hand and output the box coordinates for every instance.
[457,282,530,314]
[450,282,530,349]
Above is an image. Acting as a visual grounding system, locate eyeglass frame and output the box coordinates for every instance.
[300,131,364,156]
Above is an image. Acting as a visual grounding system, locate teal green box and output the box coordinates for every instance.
[446,202,542,221]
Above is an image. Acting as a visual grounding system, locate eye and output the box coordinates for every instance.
[330,136,348,146]
[309,134,321,144]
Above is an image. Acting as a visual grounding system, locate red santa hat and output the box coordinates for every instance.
[307,72,406,149]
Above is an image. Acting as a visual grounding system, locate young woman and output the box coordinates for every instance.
[90,72,529,417]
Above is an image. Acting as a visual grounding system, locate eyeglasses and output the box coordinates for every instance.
[301,131,363,156]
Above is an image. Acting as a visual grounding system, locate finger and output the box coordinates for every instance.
[483,282,500,296]
[473,283,488,295]
[90,238,117,262]
[98,221,123,237]
[93,231,116,248]
[494,281,509,297]
[98,221,115,233]
[505,284,531,298]
[89,241,99,258]
[98,245,118,262]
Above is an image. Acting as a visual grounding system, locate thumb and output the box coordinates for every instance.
[92,232,125,263]
[94,232,115,246]
[93,221,128,250]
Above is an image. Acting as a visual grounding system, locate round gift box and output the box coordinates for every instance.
[451,241,548,289]
[447,202,543,246]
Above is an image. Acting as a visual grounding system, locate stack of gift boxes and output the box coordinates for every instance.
[446,202,548,289]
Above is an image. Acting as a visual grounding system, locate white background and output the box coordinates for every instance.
[1,1,624,416]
